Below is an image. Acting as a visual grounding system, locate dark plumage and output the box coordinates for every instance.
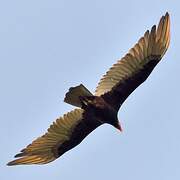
[7,12,170,166]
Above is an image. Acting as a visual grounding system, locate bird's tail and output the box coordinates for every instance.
[64,84,93,107]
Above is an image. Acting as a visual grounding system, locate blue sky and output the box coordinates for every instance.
[1,0,180,179]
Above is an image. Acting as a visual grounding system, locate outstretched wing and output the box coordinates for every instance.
[95,13,170,110]
[7,108,102,165]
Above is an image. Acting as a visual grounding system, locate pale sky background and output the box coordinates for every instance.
[1,0,180,179]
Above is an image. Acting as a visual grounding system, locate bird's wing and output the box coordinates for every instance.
[95,12,170,110]
[7,108,102,165]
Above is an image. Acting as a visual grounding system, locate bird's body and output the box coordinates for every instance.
[55,95,119,158]
[8,12,170,166]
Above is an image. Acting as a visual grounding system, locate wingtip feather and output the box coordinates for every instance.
[7,160,18,166]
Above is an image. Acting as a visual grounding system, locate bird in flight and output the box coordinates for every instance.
[7,12,170,166]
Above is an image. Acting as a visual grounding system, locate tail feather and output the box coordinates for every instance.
[64,84,93,107]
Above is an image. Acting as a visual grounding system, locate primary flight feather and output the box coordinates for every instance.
[7,12,170,166]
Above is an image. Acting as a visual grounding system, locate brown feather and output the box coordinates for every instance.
[95,13,170,110]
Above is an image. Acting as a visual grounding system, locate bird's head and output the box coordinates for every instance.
[108,111,122,132]
[111,118,123,132]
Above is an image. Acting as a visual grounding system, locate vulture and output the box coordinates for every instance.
[7,12,170,166]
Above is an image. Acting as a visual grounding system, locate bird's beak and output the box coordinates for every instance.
[115,122,123,132]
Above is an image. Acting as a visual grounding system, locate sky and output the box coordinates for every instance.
[1,0,180,179]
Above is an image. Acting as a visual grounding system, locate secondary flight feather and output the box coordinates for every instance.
[7,12,170,166]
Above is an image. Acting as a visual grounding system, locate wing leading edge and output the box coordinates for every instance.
[95,13,170,110]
